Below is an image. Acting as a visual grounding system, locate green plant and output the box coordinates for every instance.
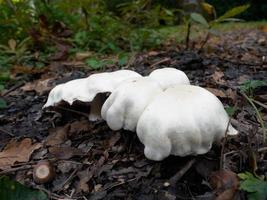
[0,98,7,109]
[0,37,32,67]
[240,80,267,97]
[238,172,267,200]
[188,4,250,50]
[240,80,267,142]
[117,0,177,27]
[85,57,115,70]
[225,106,237,117]
[0,176,48,200]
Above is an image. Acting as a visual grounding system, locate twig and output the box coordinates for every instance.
[4,0,16,12]
[0,128,14,137]
[105,178,137,191]
[241,92,266,142]
[185,21,191,50]
[149,58,170,69]
[251,99,267,110]
[212,56,263,67]
[220,119,231,170]
[169,158,196,186]
[56,168,79,192]
[56,106,89,118]
[258,147,267,153]
[198,32,210,53]
[2,82,25,97]
[0,165,32,175]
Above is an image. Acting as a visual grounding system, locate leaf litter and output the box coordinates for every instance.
[0,28,267,199]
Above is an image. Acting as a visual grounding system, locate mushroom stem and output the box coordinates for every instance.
[89,94,106,121]
[33,160,55,184]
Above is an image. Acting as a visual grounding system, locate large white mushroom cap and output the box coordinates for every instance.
[149,68,190,90]
[136,85,238,161]
[43,70,141,121]
[101,77,162,131]
[101,68,191,131]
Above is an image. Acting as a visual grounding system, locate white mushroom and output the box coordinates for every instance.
[101,68,190,131]
[136,85,238,161]
[149,68,190,90]
[43,70,141,121]
[101,77,162,131]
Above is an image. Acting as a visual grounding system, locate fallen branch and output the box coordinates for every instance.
[169,158,196,186]
[149,58,170,69]
[0,165,32,175]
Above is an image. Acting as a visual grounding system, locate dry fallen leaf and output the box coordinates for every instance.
[212,70,226,85]
[226,88,237,102]
[11,65,48,76]
[46,125,70,146]
[69,119,92,136]
[49,146,84,159]
[21,78,53,94]
[209,169,239,200]
[77,155,106,193]
[75,52,92,61]
[206,88,227,98]
[8,39,16,51]
[0,138,42,170]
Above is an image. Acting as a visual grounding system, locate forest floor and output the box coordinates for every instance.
[0,26,267,200]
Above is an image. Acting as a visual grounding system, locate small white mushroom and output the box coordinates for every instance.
[136,85,238,161]
[43,70,141,121]
[149,68,190,90]
[101,77,162,131]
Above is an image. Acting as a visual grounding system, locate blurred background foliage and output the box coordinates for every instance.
[0,0,266,70]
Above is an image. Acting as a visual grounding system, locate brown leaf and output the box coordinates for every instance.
[108,132,121,147]
[75,52,92,61]
[212,70,226,85]
[49,146,84,159]
[77,155,106,193]
[259,25,267,33]
[46,125,70,146]
[0,138,42,170]
[226,88,237,102]
[206,88,227,98]
[11,65,48,76]
[8,39,16,51]
[69,120,92,136]
[21,78,53,94]
[209,169,239,200]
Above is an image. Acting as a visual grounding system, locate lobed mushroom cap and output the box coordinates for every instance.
[136,85,238,161]
[43,70,142,108]
[101,77,162,131]
[148,68,190,90]
[43,70,141,121]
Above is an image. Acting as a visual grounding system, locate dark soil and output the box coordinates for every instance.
[0,28,267,200]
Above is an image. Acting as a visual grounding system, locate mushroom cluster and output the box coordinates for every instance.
[44,68,237,161]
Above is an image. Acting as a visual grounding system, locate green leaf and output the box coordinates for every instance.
[215,4,250,24]
[0,72,10,82]
[0,176,48,200]
[240,80,267,95]
[0,98,7,109]
[85,58,114,70]
[238,172,267,200]
[225,106,236,117]
[0,84,4,91]
[190,13,209,28]
[118,53,128,66]
[85,58,102,70]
